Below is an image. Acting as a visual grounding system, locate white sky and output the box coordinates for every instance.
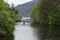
[4,0,33,7]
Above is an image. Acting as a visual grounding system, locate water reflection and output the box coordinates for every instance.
[31,23,49,40]
[14,22,49,40]
[31,23,60,40]
[14,22,37,40]
[0,22,60,40]
[0,36,14,40]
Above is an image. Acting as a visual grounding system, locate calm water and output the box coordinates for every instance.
[14,22,37,40]
[14,21,49,40]
[0,21,60,40]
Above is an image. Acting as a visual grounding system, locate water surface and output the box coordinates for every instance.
[0,21,60,40]
[14,22,37,40]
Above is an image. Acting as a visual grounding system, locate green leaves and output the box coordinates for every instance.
[30,4,40,23]
[30,0,60,38]
[0,0,15,35]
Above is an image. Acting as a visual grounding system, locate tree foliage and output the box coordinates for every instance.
[30,4,40,24]
[14,10,22,22]
[30,0,60,38]
[0,0,15,35]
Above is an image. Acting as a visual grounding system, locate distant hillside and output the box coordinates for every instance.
[15,0,38,17]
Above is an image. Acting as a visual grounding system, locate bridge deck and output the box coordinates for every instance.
[21,17,31,22]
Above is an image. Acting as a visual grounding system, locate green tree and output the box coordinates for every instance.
[30,0,60,38]
[0,0,15,35]
[30,4,40,24]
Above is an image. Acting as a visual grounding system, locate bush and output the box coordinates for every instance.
[30,4,40,24]
[0,0,15,35]
[30,0,60,38]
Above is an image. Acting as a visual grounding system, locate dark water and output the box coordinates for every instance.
[0,36,14,40]
[0,22,60,40]
[31,23,49,40]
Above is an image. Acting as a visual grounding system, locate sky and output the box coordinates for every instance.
[4,0,33,7]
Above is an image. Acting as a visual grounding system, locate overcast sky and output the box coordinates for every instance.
[4,0,33,7]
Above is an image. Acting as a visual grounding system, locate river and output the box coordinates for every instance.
[14,22,37,40]
[13,21,49,40]
[0,21,49,40]
[0,20,59,40]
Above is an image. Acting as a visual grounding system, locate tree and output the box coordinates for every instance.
[0,0,15,35]
[30,0,60,38]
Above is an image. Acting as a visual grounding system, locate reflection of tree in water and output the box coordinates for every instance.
[0,35,14,40]
[31,23,60,40]
[50,25,60,40]
[39,25,49,40]
[31,23,49,40]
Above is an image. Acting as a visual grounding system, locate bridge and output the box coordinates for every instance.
[21,17,31,22]
[20,17,32,25]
